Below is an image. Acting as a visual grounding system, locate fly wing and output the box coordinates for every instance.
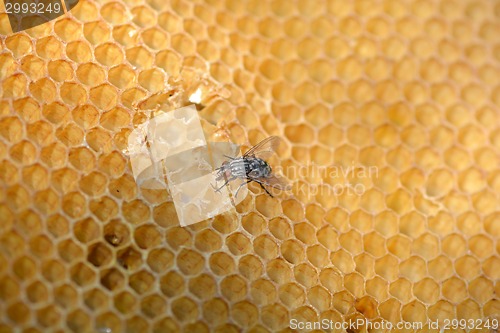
[243,136,281,160]
[259,174,291,191]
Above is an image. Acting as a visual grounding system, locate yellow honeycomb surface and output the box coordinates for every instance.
[0,0,499,332]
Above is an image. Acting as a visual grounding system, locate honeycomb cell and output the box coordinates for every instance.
[221,274,248,303]
[253,234,279,260]
[117,246,142,271]
[13,255,36,280]
[456,299,481,320]
[88,242,113,267]
[76,63,106,87]
[171,297,199,323]
[7,302,30,325]
[60,82,87,107]
[36,36,63,60]
[225,232,250,255]
[89,84,118,111]
[249,278,276,306]
[70,262,95,287]
[29,235,53,259]
[100,268,125,291]
[236,254,262,282]
[67,309,91,333]
[41,259,66,283]
[134,224,162,249]
[202,298,229,327]
[114,291,136,315]
[54,284,78,308]
[141,294,166,319]
[455,255,481,280]
[36,305,60,328]
[90,196,119,222]
[187,274,215,301]
[57,239,83,263]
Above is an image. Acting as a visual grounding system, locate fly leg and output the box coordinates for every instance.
[234,179,252,199]
[212,174,236,193]
[212,178,230,192]
[258,182,274,198]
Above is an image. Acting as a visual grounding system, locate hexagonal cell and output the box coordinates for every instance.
[171,296,199,323]
[54,284,78,308]
[389,277,413,304]
[146,248,174,274]
[279,282,306,309]
[292,222,315,247]
[220,274,247,303]
[100,268,125,291]
[188,273,216,301]
[0,275,21,302]
[225,232,251,256]
[26,281,48,304]
[70,262,96,287]
[209,252,235,276]
[399,256,426,282]
[89,196,119,222]
[412,233,439,260]
[202,298,229,326]
[339,230,364,257]
[36,305,60,328]
[427,255,453,281]
[66,309,91,333]
[73,217,100,244]
[330,290,355,316]
[117,246,142,271]
[238,254,263,282]
[11,255,36,281]
[129,270,155,295]
[87,242,113,267]
[266,258,293,284]
[455,255,481,280]
[134,224,162,249]
[113,290,137,315]
[441,233,467,259]
[125,316,150,333]
[141,294,166,319]
[240,212,266,237]
[41,259,66,283]
[103,220,129,247]
[250,278,276,306]
[57,239,84,264]
[95,311,122,333]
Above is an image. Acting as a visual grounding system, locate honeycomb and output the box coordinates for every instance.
[0,0,499,331]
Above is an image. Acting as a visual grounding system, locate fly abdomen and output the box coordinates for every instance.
[228,158,247,178]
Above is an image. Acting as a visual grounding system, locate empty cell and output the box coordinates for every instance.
[261,304,289,331]
[117,246,142,271]
[134,224,162,249]
[141,294,166,319]
[57,239,83,263]
[100,268,125,291]
[70,262,95,287]
[427,256,453,281]
[87,242,113,267]
[202,298,229,326]
[113,291,136,315]
[171,297,198,323]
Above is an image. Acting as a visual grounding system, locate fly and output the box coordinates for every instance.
[213,136,290,198]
